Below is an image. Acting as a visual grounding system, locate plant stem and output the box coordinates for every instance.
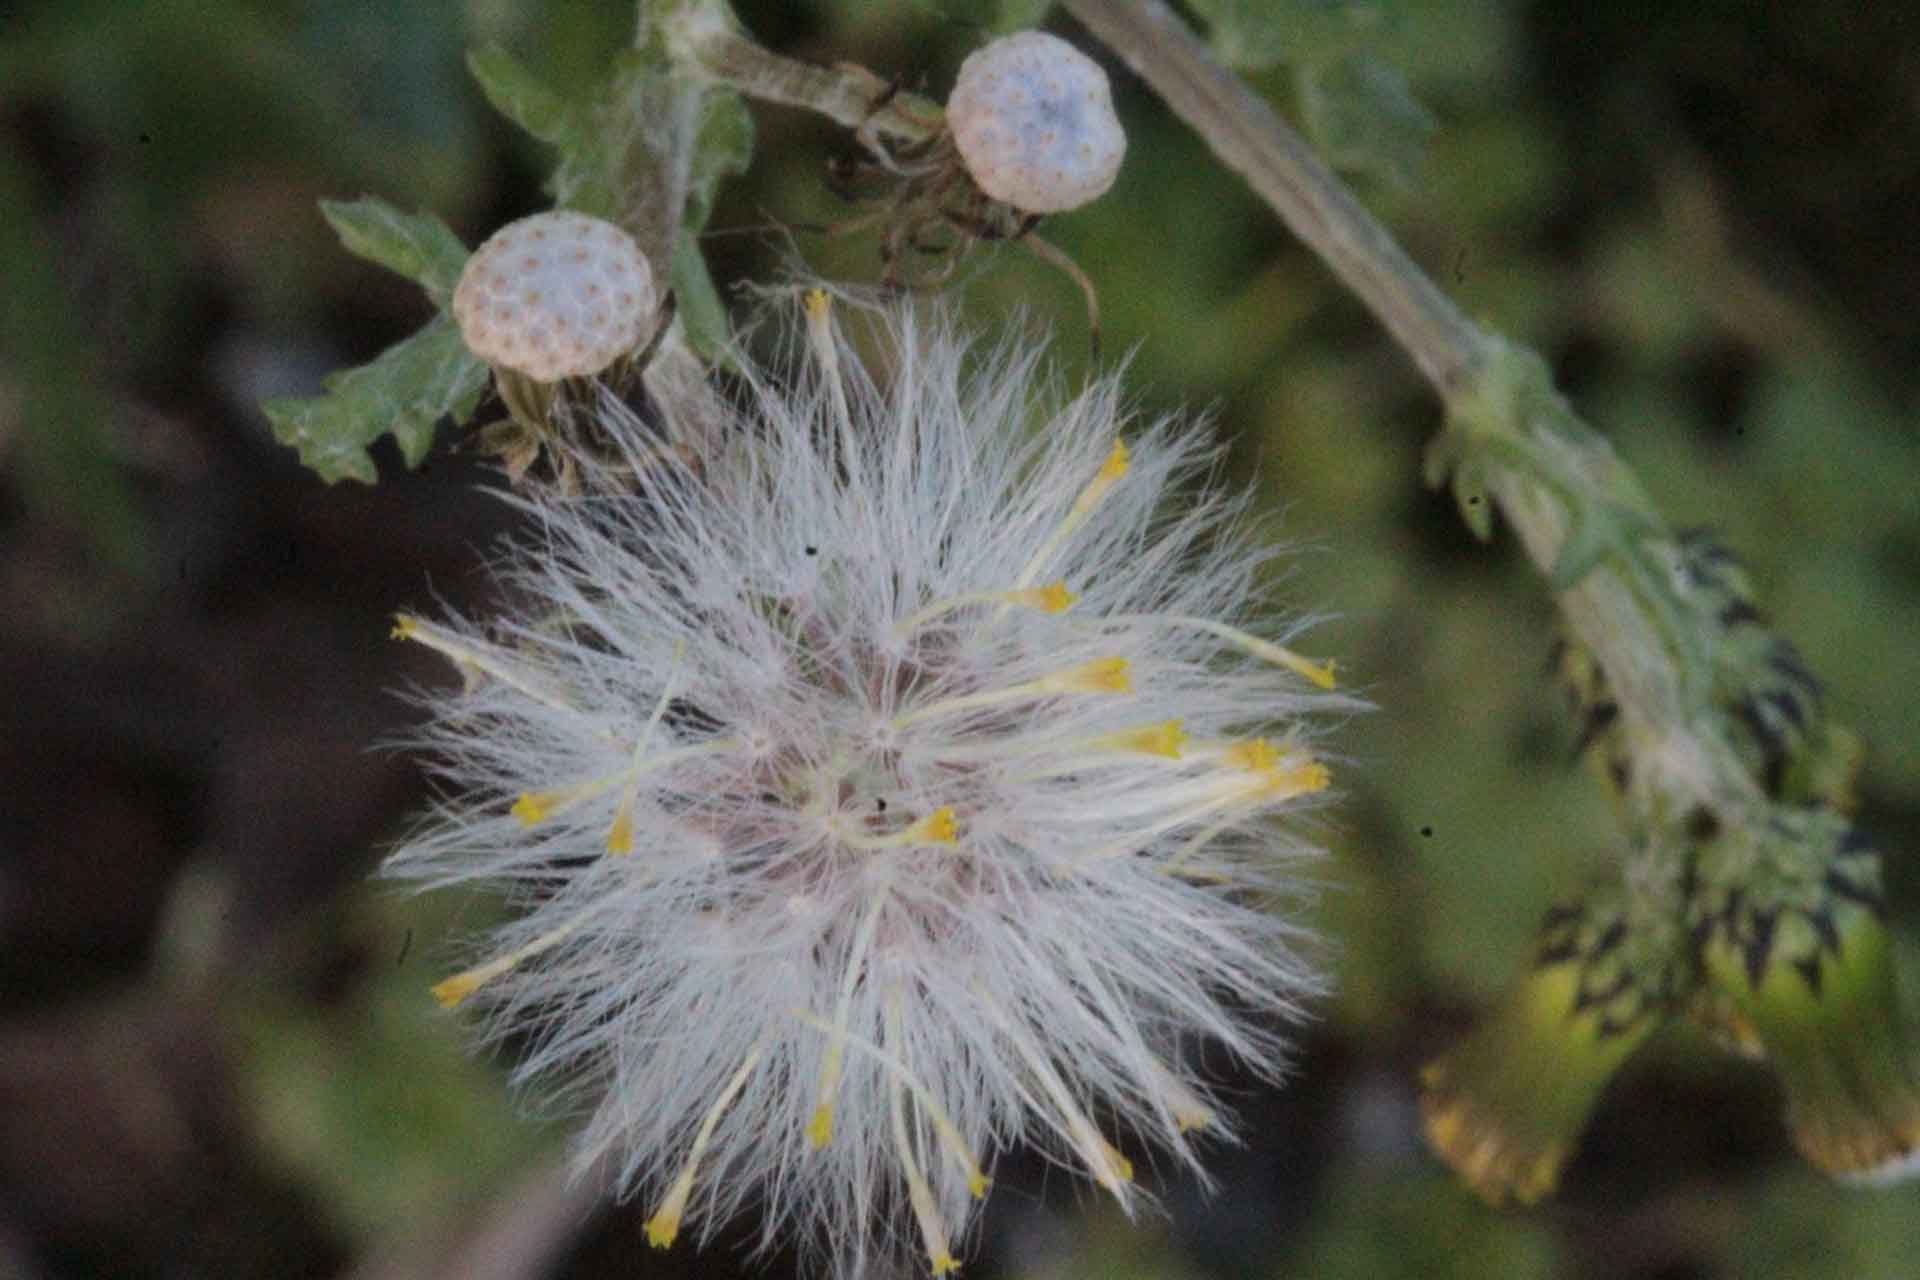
[1062,0,1766,827]
[663,0,942,144]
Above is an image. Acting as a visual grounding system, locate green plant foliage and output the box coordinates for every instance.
[233,892,552,1245]
[267,28,756,485]
[1187,0,1434,185]
[261,318,487,484]
[1296,51,1436,189]
[465,40,750,359]
[0,149,145,567]
[1183,0,1297,70]
[910,0,1057,32]
[1294,1168,1557,1279]
[675,83,754,360]
[318,198,471,305]
[465,44,591,192]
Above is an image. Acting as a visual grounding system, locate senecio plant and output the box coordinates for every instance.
[395,291,1339,1272]
[261,0,1920,1274]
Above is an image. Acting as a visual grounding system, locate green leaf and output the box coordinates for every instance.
[1546,500,1660,592]
[1185,0,1294,69]
[1421,425,1465,491]
[466,22,751,361]
[263,315,487,484]
[466,42,616,219]
[910,0,1056,33]
[671,232,730,363]
[1451,457,1496,543]
[465,44,579,147]
[1296,52,1435,189]
[320,197,470,302]
[683,84,753,237]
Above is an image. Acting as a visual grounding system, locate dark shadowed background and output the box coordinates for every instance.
[2,1,1918,1277]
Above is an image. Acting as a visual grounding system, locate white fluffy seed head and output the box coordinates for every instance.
[386,293,1346,1277]
[947,31,1126,215]
[453,211,654,382]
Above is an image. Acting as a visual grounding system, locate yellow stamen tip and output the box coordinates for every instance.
[607,812,634,856]
[967,1172,990,1199]
[1071,657,1132,695]
[1102,1141,1134,1185]
[803,287,830,320]
[644,1211,680,1250]
[807,1105,835,1150]
[1096,720,1188,757]
[1288,762,1333,793]
[1034,581,1077,613]
[917,807,959,844]
[390,613,418,641]
[931,1254,962,1276]
[1223,738,1280,773]
[1143,719,1187,757]
[1297,656,1337,690]
[511,792,552,826]
[1099,440,1130,481]
[429,973,481,1009]
[1253,760,1331,799]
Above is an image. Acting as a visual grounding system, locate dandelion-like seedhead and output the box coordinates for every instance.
[387,291,1346,1276]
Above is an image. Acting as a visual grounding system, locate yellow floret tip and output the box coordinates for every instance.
[511,792,553,826]
[1139,719,1187,757]
[803,287,831,320]
[1066,657,1132,695]
[1294,655,1337,690]
[644,1210,681,1250]
[914,807,959,844]
[931,1253,962,1276]
[429,973,482,1009]
[1099,439,1130,481]
[1223,738,1280,773]
[390,613,419,641]
[807,1105,835,1150]
[1256,760,1331,799]
[1288,761,1333,793]
[1095,720,1187,757]
[1032,580,1077,613]
[607,810,634,855]
[967,1171,990,1198]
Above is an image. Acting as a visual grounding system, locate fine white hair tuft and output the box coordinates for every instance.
[387,290,1347,1277]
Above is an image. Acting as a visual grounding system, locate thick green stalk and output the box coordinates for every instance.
[1057,0,1920,1197]
[1059,0,1757,835]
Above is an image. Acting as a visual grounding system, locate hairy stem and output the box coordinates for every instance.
[662,0,942,144]
[1062,0,1760,828]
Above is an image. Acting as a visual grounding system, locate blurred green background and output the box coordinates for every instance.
[2,1,1917,1277]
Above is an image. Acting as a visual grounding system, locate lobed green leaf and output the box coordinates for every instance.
[320,197,470,302]
[262,316,487,484]
[465,44,579,147]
